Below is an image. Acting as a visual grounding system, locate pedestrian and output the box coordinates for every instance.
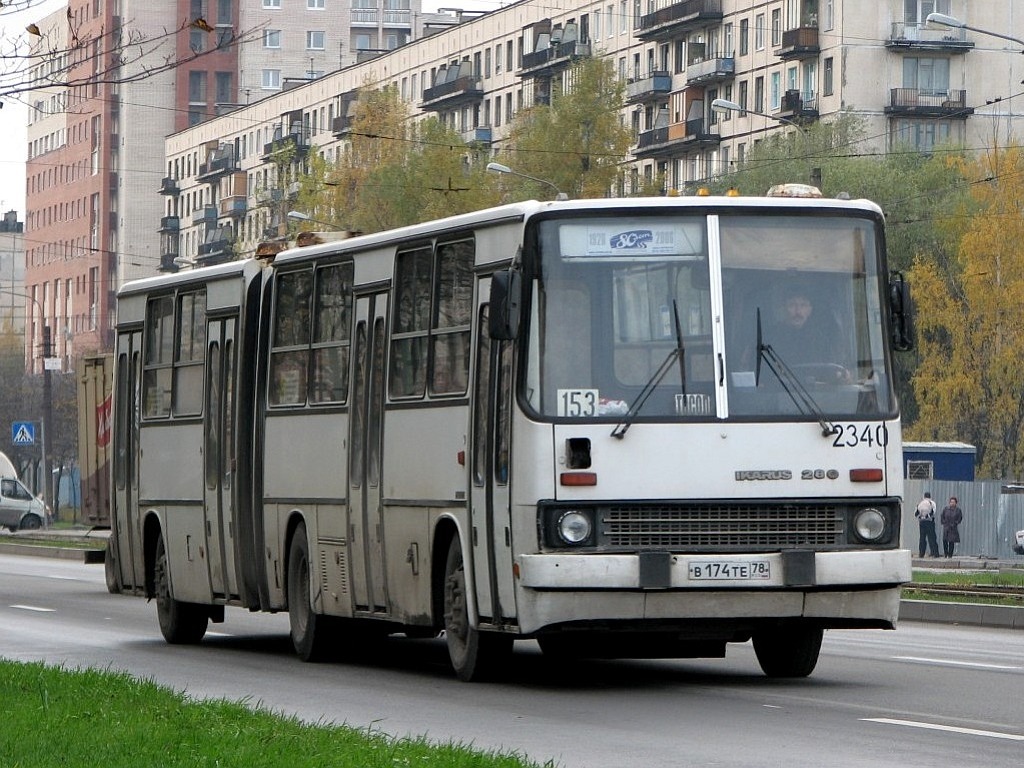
[940,496,963,558]
[914,491,939,558]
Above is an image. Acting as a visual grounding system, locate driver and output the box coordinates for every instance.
[764,283,849,379]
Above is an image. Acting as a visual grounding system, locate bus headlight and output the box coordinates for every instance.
[853,508,886,542]
[557,511,592,545]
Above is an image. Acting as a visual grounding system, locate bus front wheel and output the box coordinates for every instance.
[154,534,208,644]
[287,523,333,662]
[752,625,823,678]
[442,536,512,682]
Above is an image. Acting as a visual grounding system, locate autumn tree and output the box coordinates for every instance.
[908,145,1024,477]
[503,56,633,199]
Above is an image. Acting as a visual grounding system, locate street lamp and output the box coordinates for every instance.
[926,12,1024,50]
[486,162,569,201]
[711,98,807,136]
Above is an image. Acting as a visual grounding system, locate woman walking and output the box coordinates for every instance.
[940,496,963,558]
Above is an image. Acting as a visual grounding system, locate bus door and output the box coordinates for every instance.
[349,292,389,613]
[469,299,516,626]
[203,317,238,599]
[113,330,142,590]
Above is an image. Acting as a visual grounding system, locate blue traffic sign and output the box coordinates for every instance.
[11,422,35,446]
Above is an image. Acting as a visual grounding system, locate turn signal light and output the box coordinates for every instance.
[560,472,597,486]
[849,468,883,482]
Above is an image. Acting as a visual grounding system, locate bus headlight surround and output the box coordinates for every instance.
[557,510,593,545]
[853,507,886,542]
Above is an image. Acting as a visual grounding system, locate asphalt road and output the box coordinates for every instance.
[2,553,1022,767]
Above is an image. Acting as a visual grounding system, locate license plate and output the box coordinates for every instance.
[688,560,771,581]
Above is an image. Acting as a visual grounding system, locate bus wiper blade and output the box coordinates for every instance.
[757,321,835,438]
[611,301,687,440]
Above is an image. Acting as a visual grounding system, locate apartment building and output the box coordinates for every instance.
[23,0,431,367]
[162,0,1024,272]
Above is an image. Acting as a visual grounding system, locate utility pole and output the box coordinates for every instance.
[42,324,53,516]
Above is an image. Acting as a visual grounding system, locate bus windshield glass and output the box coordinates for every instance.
[525,212,894,421]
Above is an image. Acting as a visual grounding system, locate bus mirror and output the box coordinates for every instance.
[889,271,915,352]
[489,269,521,340]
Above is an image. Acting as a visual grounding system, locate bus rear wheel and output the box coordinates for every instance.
[154,534,208,644]
[442,536,512,682]
[752,625,823,678]
[287,523,333,662]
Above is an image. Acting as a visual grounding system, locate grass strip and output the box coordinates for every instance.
[0,660,552,768]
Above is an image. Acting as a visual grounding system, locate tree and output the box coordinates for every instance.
[504,56,633,199]
[907,145,1024,478]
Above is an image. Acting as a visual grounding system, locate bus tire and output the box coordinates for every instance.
[104,537,119,594]
[287,523,332,662]
[752,625,823,678]
[442,536,512,682]
[154,534,208,644]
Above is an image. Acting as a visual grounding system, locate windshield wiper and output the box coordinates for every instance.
[612,301,686,439]
[755,308,836,438]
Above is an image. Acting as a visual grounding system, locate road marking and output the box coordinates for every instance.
[863,718,1024,741]
[10,604,55,612]
[894,655,1021,671]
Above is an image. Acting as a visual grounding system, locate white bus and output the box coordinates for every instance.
[108,191,915,680]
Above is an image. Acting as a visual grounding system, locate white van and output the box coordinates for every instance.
[0,477,49,531]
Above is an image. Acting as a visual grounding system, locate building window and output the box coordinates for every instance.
[771,9,781,46]
[307,30,325,49]
[215,71,233,104]
[770,71,781,109]
[308,0,325,8]
[755,13,765,50]
[903,56,950,95]
[739,18,748,56]
[262,69,281,90]
[892,119,952,152]
[264,29,281,48]
[188,71,207,103]
[823,57,833,96]
[263,0,281,7]
[823,0,834,29]
[190,28,206,52]
[355,33,371,51]
[754,76,764,112]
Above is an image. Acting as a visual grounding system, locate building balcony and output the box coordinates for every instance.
[219,196,247,218]
[197,230,234,265]
[421,75,484,110]
[197,154,238,182]
[686,56,734,85]
[191,206,218,226]
[159,232,180,271]
[159,177,179,195]
[256,188,283,204]
[520,40,591,78]
[461,126,492,144]
[637,0,722,42]
[774,26,819,60]
[158,215,180,232]
[884,88,973,118]
[886,22,973,52]
[331,115,352,136]
[262,132,310,161]
[776,89,819,122]
[634,118,720,159]
[626,71,672,104]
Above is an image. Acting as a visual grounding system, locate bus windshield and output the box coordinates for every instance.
[525,212,894,421]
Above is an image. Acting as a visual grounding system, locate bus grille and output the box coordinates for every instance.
[601,504,845,550]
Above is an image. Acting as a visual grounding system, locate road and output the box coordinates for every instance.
[2,553,1022,767]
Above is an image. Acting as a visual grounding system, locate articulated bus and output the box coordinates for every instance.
[108,190,915,680]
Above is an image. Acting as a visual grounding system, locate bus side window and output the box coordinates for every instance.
[269,269,313,406]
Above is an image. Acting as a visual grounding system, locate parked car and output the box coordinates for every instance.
[1014,529,1024,556]
[0,477,49,532]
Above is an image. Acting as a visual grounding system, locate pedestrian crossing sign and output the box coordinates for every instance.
[11,422,35,446]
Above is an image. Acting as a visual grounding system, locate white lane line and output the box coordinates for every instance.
[10,604,56,612]
[893,655,1021,671]
[863,718,1024,742]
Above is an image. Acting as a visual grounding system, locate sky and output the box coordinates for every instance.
[0,0,499,220]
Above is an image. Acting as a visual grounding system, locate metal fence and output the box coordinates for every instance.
[903,479,1024,560]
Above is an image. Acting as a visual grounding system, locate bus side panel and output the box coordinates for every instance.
[381,405,468,621]
[138,421,208,603]
[262,411,348,609]
[76,353,113,527]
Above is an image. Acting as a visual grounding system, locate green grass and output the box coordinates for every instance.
[911,569,1024,588]
[0,660,551,768]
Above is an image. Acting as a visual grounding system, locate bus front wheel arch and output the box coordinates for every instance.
[286,521,333,662]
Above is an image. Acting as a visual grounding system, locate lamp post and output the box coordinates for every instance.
[486,162,569,201]
[710,98,807,136]
[0,285,53,514]
[926,12,1024,51]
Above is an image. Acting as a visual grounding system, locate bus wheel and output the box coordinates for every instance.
[287,523,332,662]
[104,537,119,594]
[442,537,511,682]
[752,625,823,678]
[154,534,208,644]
